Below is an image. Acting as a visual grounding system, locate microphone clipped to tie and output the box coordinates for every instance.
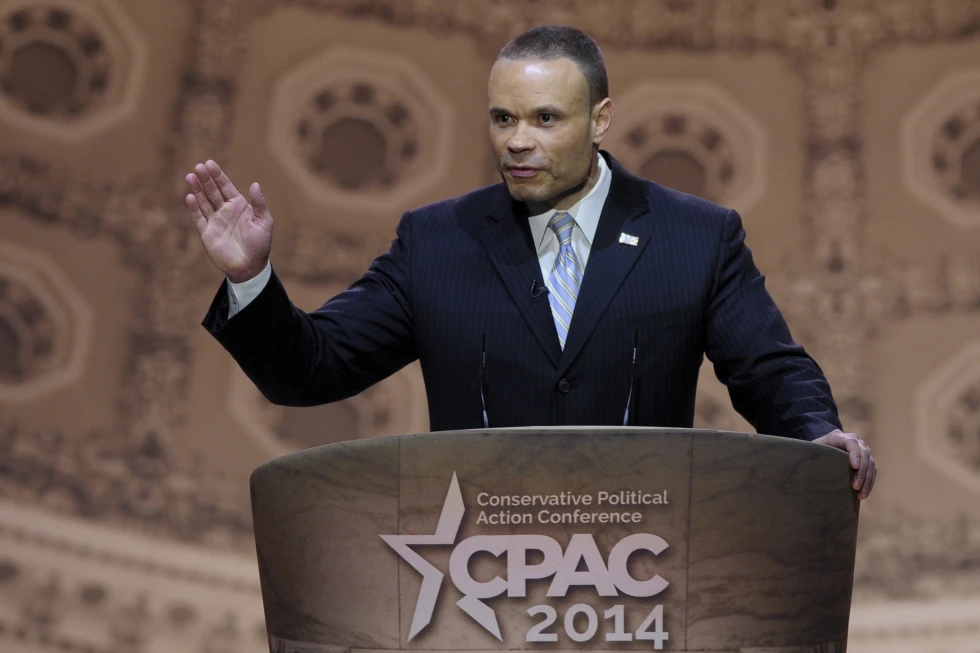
[529,279,549,299]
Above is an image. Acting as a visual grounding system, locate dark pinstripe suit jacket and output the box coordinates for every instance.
[203,152,841,440]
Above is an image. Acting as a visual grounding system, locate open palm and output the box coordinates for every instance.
[185,160,273,284]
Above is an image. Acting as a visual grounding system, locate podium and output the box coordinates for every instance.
[250,428,859,652]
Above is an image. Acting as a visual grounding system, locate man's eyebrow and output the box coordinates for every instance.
[534,105,566,116]
[488,106,567,116]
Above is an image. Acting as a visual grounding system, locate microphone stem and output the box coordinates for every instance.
[623,328,638,426]
[480,333,489,429]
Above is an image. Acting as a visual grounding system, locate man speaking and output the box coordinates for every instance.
[184,25,876,499]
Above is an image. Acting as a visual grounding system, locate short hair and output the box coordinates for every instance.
[496,24,609,109]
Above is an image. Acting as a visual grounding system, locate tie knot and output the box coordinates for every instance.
[548,211,575,246]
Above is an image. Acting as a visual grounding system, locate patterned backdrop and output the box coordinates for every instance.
[0,0,979,651]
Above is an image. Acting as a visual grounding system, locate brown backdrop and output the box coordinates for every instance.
[0,1,978,651]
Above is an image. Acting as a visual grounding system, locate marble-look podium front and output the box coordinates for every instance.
[250,428,859,653]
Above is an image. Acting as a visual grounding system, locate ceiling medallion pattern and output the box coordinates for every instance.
[0,0,146,141]
[949,383,980,471]
[297,81,421,191]
[0,5,110,118]
[269,47,454,214]
[0,242,92,402]
[902,69,980,228]
[915,342,980,495]
[606,82,767,212]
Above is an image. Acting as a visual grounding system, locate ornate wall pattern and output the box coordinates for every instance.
[902,68,980,229]
[0,0,147,141]
[0,241,92,402]
[268,47,454,214]
[0,499,264,652]
[604,81,767,210]
[915,342,980,496]
[0,1,978,652]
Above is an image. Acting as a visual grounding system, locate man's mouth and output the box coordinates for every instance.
[507,167,540,179]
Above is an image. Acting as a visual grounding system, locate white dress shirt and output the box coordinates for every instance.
[226,258,271,317]
[226,154,612,317]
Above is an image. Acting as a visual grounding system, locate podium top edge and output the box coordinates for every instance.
[308,425,811,443]
[254,426,838,472]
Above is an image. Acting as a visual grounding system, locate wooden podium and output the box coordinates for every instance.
[250,428,859,652]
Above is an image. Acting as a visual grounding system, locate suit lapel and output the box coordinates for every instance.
[558,156,652,377]
[479,190,562,369]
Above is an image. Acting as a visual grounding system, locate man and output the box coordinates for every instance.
[185,25,876,499]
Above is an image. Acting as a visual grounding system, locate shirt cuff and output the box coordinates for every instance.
[227,261,272,318]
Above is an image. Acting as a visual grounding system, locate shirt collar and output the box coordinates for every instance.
[527,153,612,251]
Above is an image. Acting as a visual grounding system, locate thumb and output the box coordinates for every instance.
[249,182,272,221]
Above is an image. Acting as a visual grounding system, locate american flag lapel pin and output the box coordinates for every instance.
[619,232,639,246]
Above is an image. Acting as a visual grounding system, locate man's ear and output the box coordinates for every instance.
[592,98,614,146]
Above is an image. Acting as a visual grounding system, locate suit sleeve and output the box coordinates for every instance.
[704,209,842,440]
[201,212,417,406]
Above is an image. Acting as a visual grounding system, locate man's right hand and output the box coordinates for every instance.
[185,160,273,284]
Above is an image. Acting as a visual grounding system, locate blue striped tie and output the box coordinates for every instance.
[547,211,584,349]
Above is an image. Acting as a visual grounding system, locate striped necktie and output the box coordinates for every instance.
[547,211,584,349]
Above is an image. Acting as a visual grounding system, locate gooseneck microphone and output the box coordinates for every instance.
[622,328,638,426]
[530,279,548,299]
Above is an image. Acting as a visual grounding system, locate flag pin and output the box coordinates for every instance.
[619,233,639,246]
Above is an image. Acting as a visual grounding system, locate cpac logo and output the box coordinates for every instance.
[381,473,669,641]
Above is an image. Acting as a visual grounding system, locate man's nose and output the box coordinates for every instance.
[506,122,536,153]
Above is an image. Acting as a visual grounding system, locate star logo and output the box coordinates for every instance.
[381,472,476,639]
[380,473,504,640]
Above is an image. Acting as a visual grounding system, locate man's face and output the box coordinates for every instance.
[488,57,609,209]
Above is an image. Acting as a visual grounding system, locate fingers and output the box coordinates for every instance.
[185,172,214,218]
[814,430,876,499]
[843,434,875,500]
[194,162,225,210]
[249,182,271,221]
[839,434,861,471]
[860,465,877,500]
[852,442,870,489]
[206,160,243,201]
[185,193,208,236]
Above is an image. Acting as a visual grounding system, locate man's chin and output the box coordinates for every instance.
[504,181,550,203]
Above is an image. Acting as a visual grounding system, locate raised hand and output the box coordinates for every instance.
[185,160,273,284]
